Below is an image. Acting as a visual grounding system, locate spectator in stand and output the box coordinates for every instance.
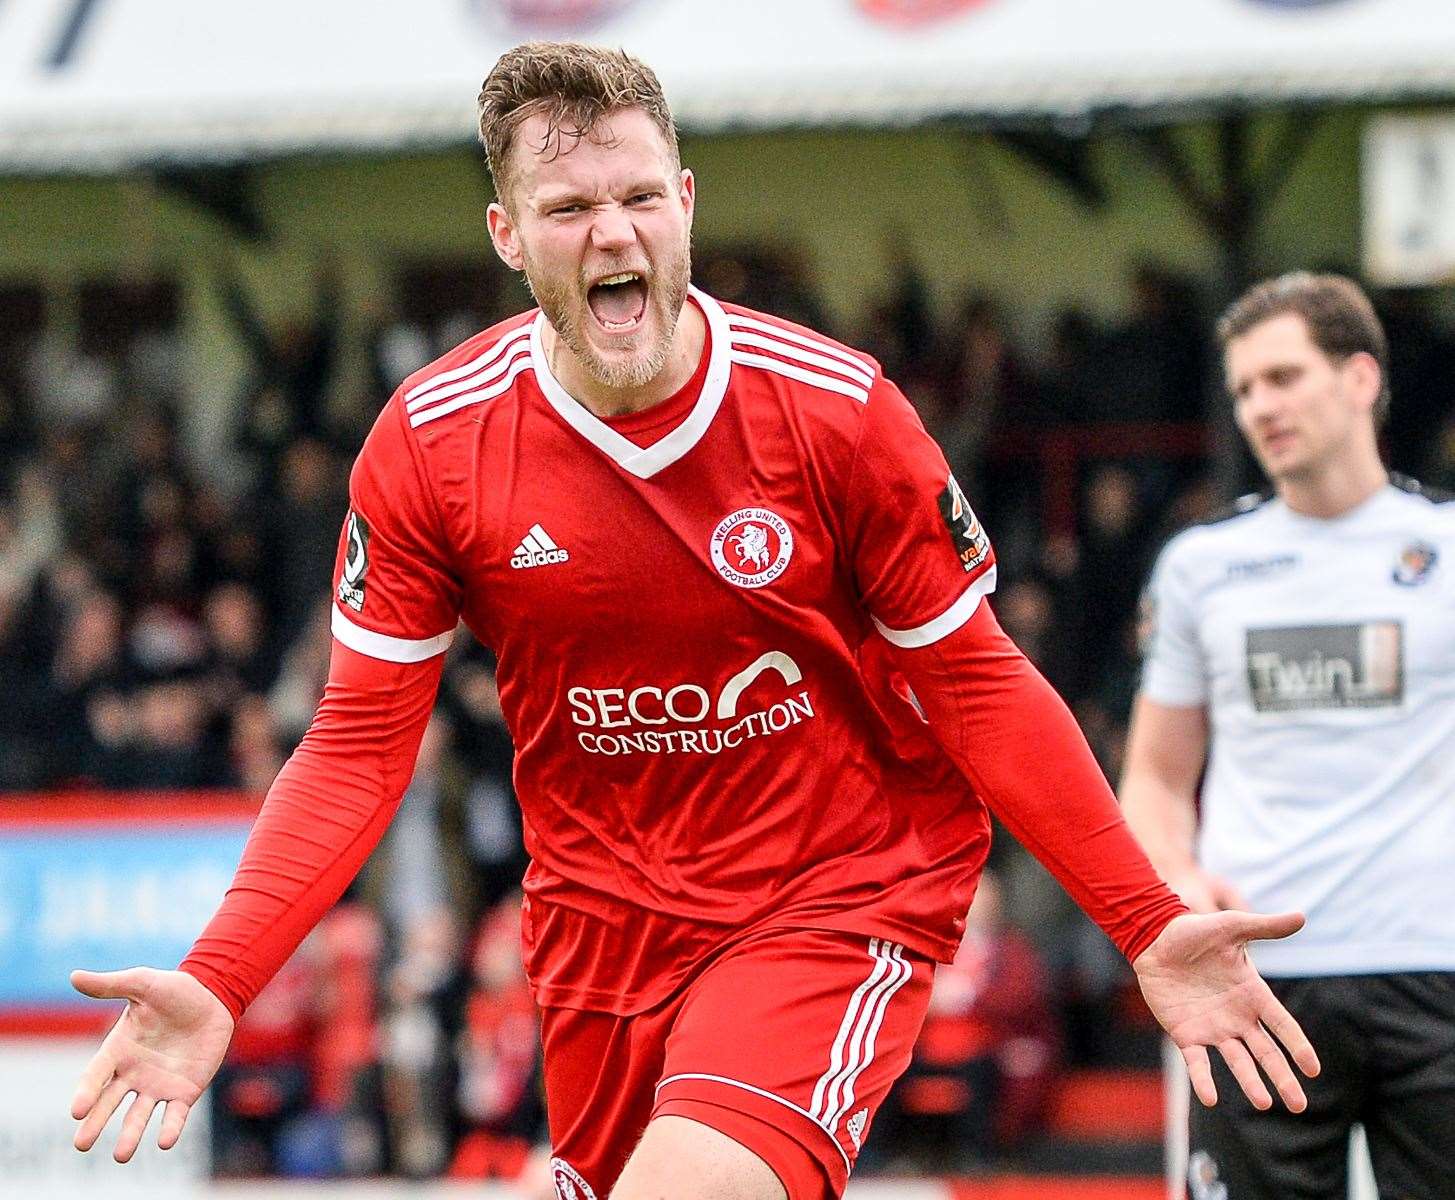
[0,329,40,486]
[0,462,62,603]
[933,293,1044,548]
[380,907,463,1178]
[933,294,1022,478]
[104,402,194,550]
[220,257,341,473]
[211,939,325,1176]
[0,580,51,788]
[211,904,389,1180]
[1377,285,1455,482]
[267,597,333,749]
[362,295,434,405]
[45,586,129,784]
[990,575,1077,703]
[1070,464,1152,700]
[98,671,236,790]
[449,893,546,1181]
[202,581,280,696]
[229,695,285,795]
[439,648,528,912]
[439,645,532,907]
[859,233,939,420]
[252,437,349,639]
[1102,264,1208,424]
[1037,307,1109,427]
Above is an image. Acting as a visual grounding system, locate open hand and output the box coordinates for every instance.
[70,967,235,1162]
[1133,911,1320,1112]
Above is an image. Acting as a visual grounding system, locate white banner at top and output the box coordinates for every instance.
[3,0,1455,171]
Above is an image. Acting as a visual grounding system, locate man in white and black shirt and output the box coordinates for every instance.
[1122,272,1455,1200]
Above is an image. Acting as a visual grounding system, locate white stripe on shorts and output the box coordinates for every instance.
[809,938,912,1135]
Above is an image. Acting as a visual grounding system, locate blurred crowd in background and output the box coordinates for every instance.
[3,246,1455,1180]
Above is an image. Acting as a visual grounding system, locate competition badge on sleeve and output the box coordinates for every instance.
[938,473,990,573]
[337,510,371,612]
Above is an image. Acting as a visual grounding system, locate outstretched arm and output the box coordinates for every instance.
[887,601,1186,960]
[179,643,444,1016]
[886,602,1319,1110]
[70,636,445,1160]
[71,386,464,1160]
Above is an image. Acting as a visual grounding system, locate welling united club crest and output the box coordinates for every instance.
[551,1157,598,1200]
[710,507,794,589]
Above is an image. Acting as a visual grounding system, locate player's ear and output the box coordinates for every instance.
[1345,350,1381,414]
[678,168,695,225]
[487,201,525,272]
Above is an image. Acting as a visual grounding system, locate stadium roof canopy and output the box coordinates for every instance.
[4,0,1455,173]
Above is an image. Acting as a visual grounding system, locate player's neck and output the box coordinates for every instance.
[544,302,706,420]
[1276,449,1388,520]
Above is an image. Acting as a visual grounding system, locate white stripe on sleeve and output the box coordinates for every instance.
[872,566,998,649]
[331,605,454,663]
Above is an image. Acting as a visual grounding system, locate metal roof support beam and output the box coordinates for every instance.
[991,128,1107,211]
[1134,109,1323,291]
[1135,109,1324,501]
[151,165,270,244]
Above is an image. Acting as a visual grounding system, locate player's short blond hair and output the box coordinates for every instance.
[478,42,679,207]
[1217,272,1391,424]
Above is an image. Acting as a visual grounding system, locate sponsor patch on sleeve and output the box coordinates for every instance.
[337,510,370,612]
[938,473,990,573]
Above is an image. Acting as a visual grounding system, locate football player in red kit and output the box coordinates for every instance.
[70,43,1319,1200]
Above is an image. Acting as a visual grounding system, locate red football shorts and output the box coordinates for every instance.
[540,926,934,1200]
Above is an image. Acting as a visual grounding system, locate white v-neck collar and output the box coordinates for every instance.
[530,286,731,480]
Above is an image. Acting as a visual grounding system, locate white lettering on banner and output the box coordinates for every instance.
[38,865,232,944]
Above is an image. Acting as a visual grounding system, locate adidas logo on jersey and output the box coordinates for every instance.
[846,1107,869,1150]
[511,523,570,570]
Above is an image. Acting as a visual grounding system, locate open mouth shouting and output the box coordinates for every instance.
[587,270,649,334]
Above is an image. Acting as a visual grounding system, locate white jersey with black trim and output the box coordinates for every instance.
[1142,479,1455,975]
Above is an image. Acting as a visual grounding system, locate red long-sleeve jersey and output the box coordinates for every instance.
[181,291,1184,1020]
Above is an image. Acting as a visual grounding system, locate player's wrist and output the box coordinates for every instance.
[175,964,241,1029]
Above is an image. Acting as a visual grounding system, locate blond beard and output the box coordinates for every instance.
[522,242,691,390]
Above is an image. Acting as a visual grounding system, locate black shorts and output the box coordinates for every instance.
[1186,971,1455,1200]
